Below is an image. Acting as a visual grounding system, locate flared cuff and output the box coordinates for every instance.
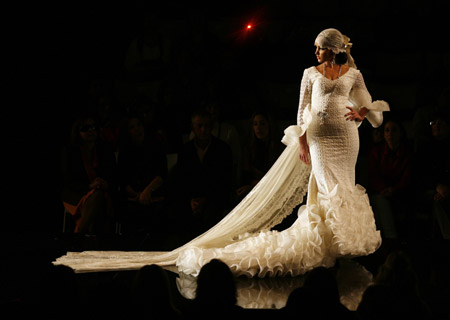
[363,100,390,128]
[283,105,312,146]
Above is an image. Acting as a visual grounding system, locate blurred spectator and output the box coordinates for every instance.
[356,284,397,319]
[86,76,121,152]
[129,94,183,155]
[38,264,79,307]
[171,109,233,239]
[189,101,242,186]
[236,110,283,200]
[130,264,182,318]
[367,115,415,240]
[415,112,450,239]
[302,267,355,319]
[412,86,450,153]
[95,96,121,153]
[184,259,243,317]
[117,115,169,237]
[282,286,321,317]
[357,250,431,319]
[61,116,118,234]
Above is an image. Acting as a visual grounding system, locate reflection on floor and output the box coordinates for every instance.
[2,231,449,318]
[171,258,372,310]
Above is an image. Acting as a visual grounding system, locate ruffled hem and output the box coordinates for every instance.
[176,184,381,278]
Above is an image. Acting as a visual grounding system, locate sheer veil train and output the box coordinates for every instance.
[54,126,312,273]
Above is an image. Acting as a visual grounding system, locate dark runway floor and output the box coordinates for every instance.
[1,231,449,317]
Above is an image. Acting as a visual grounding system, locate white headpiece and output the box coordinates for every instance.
[315,28,356,68]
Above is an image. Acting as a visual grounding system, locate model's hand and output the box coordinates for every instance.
[298,134,310,165]
[299,143,311,165]
[345,106,365,122]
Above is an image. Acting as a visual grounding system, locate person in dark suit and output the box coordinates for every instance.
[172,109,233,239]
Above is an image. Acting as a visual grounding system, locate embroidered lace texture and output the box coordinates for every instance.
[54,66,387,277]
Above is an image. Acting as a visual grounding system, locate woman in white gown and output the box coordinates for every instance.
[54,28,389,277]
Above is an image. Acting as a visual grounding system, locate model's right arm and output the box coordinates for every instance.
[297,69,312,165]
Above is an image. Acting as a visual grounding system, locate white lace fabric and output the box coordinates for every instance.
[54,65,387,278]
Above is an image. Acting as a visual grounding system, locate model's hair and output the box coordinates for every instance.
[335,52,348,65]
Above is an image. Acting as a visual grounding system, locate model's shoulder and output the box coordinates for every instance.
[304,66,317,73]
[348,67,360,75]
[345,67,361,80]
[303,66,319,79]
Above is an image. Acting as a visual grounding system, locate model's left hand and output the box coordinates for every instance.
[345,106,365,121]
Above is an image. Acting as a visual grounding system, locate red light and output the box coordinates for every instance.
[247,24,252,29]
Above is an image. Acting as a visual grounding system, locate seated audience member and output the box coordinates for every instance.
[130,264,182,318]
[282,286,321,317]
[183,259,244,317]
[367,115,414,240]
[61,116,117,234]
[415,112,450,239]
[357,250,431,319]
[172,109,233,239]
[189,101,242,185]
[236,110,283,200]
[302,267,355,319]
[117,115,169,237]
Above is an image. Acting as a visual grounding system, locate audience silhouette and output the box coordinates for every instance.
[117,114,169,239]
[183,259,244,318]
[61,115,118,234]
[357,250,432,319]
[236,110,283,200]
[38,263,80,307]
[189,101,242,187]
[170,109,234,240]
[415,112,450,240]
[130,264,182,318]
[367,115,415,241]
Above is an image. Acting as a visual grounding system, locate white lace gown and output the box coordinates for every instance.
[54,66,388,277]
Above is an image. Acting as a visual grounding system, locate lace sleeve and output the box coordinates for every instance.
[297,69,312,129]
[349,70,389,128]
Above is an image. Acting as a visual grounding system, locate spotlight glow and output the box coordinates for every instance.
[247,24,252,29]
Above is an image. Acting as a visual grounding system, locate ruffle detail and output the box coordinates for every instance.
[367,100,390,112]
[176,184,381,278]
[318,184,381,257]
[283,110,311,146]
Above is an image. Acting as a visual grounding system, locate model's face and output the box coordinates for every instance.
[252,114,270,140]
[314,43,333,64]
